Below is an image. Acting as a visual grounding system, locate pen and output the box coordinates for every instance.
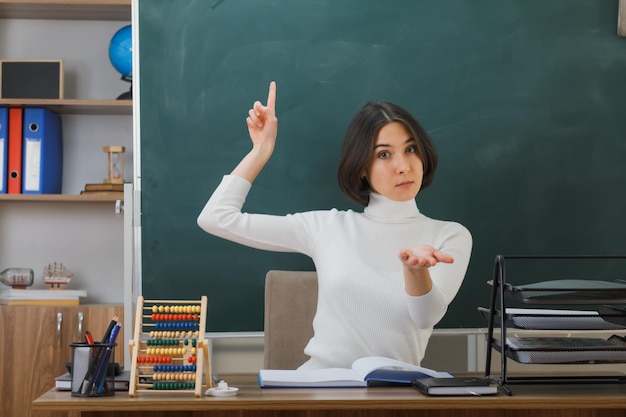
[101,316,119,343]
[108,323,121,345]
[95,323,122,394]
[84,330,95,357]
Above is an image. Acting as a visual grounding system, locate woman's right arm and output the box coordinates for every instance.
[231,81,278,183]
[197,81,324,254]
[197,174,331,254]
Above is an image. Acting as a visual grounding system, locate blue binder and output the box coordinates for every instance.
[0,107,7,193]
[21,108,63,194]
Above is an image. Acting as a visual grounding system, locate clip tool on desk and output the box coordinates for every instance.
[95,323,121,394]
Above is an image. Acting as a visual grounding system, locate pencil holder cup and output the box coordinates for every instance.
[69,342,117,397]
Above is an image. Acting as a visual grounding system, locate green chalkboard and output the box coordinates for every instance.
[139,0,626,332]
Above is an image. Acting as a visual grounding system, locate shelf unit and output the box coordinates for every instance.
[1,1,133,415]
[0,0,132,306]
[483,254,626,395]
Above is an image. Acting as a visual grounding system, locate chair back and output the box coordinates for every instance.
[263,270,318,369]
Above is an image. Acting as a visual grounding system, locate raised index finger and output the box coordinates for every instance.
[266,81,277,111]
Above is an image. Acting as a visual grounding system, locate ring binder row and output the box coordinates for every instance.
[480,255,626,395]
[0,106,62,195]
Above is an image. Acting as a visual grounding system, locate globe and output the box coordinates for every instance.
[109,25,132,79]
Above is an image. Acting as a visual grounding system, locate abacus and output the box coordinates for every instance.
[128,296,210,397]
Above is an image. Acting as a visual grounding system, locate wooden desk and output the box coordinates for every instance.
[33,374,626,417]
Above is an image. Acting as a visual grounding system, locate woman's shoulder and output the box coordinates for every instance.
[421,214,472,238]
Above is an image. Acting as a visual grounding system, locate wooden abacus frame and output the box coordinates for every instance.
[128,296,210,397]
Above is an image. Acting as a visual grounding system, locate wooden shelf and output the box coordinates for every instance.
[0,193,123,203]
[0,99,132,115]
[0,0,131,20]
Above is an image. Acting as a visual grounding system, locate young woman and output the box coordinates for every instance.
[197,82,472,370]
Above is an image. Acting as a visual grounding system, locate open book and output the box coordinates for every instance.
[257,356,452,388]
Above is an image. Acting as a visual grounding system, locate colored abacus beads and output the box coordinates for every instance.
[154,321,199,330]
[151,313,200,321]
[149,331,199,338]
[152,382,195,390]
[152,304,202,313]
[153,365,196,373]
[146,338,180,346]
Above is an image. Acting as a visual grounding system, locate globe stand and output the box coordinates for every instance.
[116,75,132,100]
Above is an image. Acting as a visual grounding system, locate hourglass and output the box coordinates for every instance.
[103,146,125,184]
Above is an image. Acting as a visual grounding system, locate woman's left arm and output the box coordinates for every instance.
[399,246,454,296]
[399,224,472,328]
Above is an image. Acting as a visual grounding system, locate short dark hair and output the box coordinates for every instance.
[337,102,438,206]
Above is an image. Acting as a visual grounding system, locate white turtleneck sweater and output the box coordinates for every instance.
[197,174,472,370]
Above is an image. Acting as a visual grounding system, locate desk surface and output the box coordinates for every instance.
[33,374,626,417]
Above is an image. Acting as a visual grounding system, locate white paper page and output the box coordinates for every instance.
[506,308,620,330]
[24,138,42,192]
[351,356,440,379]
[259,368,362,385]
[0,138,4,186]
